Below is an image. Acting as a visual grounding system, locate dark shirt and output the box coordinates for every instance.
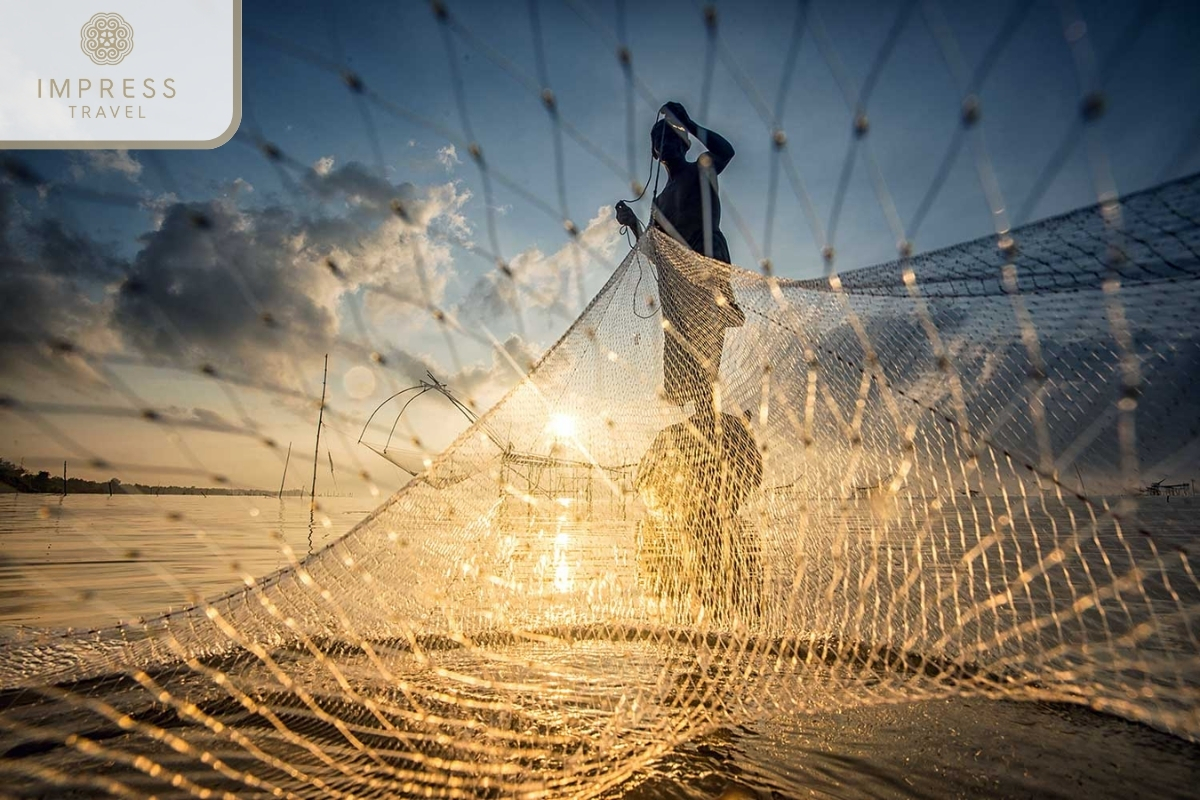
[652,158,731,264]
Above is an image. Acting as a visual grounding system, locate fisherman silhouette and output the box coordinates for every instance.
[635,406,763,620]
[616,102,744,410]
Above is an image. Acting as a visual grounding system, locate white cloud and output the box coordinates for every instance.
[3,161,478,390]
[108,166,476,382]
[85,150,143,181]
[229,177,254,196]
[436,144,461,171]
[459,205,622,321]
[313,155,335,176]
[141,192,178,230]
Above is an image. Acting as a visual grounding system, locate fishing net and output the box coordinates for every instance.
[2,0,1199,797]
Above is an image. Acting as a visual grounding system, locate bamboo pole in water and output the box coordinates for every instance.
[278,442,292,499]
[310,355,328,508]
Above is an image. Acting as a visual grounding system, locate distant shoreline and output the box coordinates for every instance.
[1,456,312,497]
[0,483,300,497]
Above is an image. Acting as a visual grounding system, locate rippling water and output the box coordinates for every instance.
[1,492,1196,797]
[0,493,366,629]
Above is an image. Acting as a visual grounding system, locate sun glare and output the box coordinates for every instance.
[546,413,577,439]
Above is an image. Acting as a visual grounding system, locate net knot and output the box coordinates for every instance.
[120,276,146,295]
[1,156,41,186]
[188,211,213,230]
[961,95,981,127]
[341,71,365,94]
[853,113,869,138]
[1081,91,1106,122]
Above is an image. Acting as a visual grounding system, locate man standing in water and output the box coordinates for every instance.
[616,101,744,410]
[618,103,760,617]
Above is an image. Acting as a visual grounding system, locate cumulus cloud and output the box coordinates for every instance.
[111,200,342,378]
[2,162,475,388]
[436,144,460,171]
[228,177,254,196]
[0,181,123,383]
[159,405,245,434]
[85,149,143,181]
[141,191,179,230]
[313,155,335,176]
[113,168,472,379]
[458,205,622,322]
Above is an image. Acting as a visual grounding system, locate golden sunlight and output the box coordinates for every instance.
[546,412,578,440]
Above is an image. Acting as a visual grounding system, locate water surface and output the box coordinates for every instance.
[1,492,1195,798]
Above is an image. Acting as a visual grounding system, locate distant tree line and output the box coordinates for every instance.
[0,458,277,497]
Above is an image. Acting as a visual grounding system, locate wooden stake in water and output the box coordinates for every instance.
[310,355,329,511]
[278,442,292,499]
[62,461,67,497]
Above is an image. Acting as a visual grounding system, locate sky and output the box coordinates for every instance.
[1,0,1199,494]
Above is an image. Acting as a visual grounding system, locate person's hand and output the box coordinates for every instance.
[615,200,638,229]
[660,101,693,132]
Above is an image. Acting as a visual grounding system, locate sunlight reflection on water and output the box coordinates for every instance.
[0,494,367,628]
[2,492,1196,798]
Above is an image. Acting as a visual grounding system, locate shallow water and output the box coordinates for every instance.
[0,492,1196,798]
[0,493,366,629]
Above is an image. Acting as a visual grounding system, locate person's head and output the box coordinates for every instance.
[651,118,689,162]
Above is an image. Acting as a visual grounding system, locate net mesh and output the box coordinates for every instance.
[2,0,1199,797]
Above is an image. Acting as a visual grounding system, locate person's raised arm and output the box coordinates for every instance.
[662,101,735,174]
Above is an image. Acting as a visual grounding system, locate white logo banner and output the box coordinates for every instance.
[0,0,241,148]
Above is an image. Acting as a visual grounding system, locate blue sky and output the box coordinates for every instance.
[2,0,1199,491]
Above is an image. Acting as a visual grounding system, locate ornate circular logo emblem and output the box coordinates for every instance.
[80,12,134,66]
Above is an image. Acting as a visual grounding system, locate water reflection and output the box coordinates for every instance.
[0,494,365,628]
[615,698,1200,799]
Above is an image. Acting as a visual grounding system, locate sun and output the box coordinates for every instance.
[546,413,577,439]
